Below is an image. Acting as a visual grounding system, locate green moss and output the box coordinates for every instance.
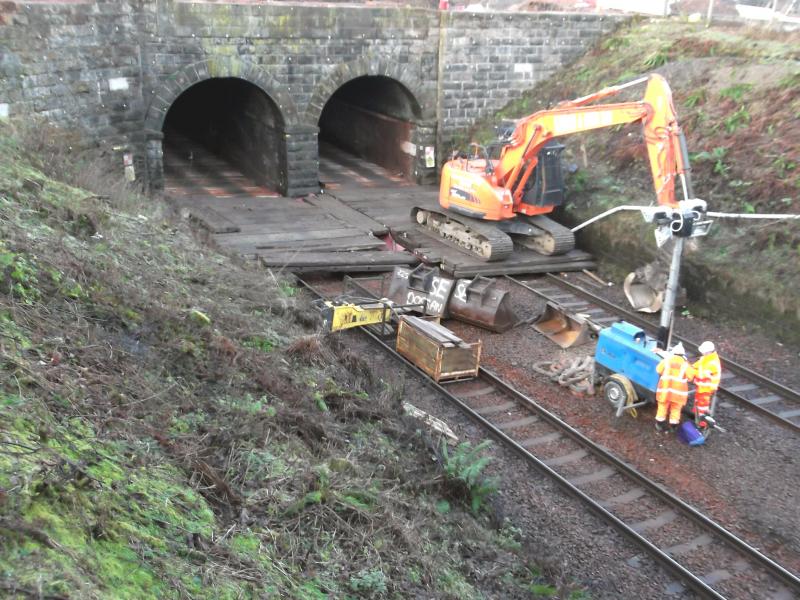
[0,405,229,597]
[243,335,276,353]
[0,311,32,352]
[124,466,216,537]
[92,542,163,599]
[230,531,261,555]
[294,580,329,600]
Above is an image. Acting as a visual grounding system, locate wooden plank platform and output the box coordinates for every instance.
[304,193,390,236]
[165,137,594,277]
[326,187,440,230]
[163,139,407,272]
[325,184,596,277]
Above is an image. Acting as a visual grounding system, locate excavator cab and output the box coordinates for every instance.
[521,140,566,208]
[489,126,566,209]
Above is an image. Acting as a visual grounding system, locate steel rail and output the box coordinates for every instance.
[482,368,800,593]
[506,273,800,433]
[295,277,726,599]
[297,275,800,599]
[391,358,728,598]
[541,273,800,405]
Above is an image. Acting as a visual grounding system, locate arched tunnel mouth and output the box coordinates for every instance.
[318,75,422,186]
[162,77,287,195]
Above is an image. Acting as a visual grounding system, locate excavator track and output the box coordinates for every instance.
[412,208,514,262]
[514,215,575,256]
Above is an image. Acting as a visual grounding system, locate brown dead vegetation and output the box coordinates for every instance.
[1,124,542,594]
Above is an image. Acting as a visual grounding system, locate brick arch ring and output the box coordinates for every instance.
[304,56,436,125]
[143,57,300,133]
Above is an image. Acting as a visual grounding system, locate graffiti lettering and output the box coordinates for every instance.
[453,280,468,303]
[428,276,452,301]
[406,291,443,315]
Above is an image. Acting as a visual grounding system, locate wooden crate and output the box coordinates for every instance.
[396,316,481,382]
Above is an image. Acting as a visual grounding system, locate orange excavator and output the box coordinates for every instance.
[413,74,694,261]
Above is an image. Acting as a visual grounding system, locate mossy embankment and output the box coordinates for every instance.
[0,124,571,599]
[464,19,800,342]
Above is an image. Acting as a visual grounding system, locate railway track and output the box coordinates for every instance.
[298,275,800,600]
[507,274,800,433]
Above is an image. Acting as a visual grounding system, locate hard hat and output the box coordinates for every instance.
[698,340,715,354]
[671,342,686,356]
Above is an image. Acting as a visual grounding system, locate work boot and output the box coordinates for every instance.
[655,420,668,433]
[669,423,679,434]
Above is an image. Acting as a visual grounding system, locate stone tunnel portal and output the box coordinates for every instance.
[162,78,287,195]
[318,75,423,185]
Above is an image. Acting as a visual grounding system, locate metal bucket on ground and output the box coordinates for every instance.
[532,302,594,348]
[623,271,664,313]
[448,276,518,333]
[386,265,455,318]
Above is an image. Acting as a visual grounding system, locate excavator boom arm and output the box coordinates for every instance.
[495,74,688,208]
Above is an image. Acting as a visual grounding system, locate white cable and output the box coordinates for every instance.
[571,207,800,233]
[570,205,645,232]
[707,211,800,220]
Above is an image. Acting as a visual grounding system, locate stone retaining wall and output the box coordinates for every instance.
[0,1,622,194]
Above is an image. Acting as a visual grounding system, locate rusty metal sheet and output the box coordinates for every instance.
[448,276,518,333]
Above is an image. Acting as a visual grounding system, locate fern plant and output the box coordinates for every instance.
[440,440,498,514]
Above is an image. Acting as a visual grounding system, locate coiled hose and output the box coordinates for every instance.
[532,356,596,395]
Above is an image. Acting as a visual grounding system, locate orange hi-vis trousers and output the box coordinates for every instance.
[656,397,686,425]
[694,391,714,415]
[655,355,694,426]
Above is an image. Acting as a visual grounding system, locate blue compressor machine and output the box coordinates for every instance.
[594,321,663,417]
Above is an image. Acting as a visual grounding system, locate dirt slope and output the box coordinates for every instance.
[465,18,800,341]
[0,124,569,599]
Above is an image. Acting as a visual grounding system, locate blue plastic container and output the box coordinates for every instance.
[677,421,705,446]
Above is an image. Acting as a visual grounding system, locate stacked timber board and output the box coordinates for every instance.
[326,187,442,231]
[168,193,417,273]
[389,225,596,278]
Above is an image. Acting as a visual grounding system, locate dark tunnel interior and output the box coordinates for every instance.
[162,78,287,194]
[319,75,422,181]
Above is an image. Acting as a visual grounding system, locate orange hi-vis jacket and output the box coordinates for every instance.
[656,354,695,406]
[692,352,721,395]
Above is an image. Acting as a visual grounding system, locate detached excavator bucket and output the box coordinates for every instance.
[532,302,594,348]
[623,271,664,313]
[448,276,517,333]
[386,265,454,318]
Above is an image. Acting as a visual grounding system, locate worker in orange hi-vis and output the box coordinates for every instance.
[654,343,696,433]
[692,340,722,419]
